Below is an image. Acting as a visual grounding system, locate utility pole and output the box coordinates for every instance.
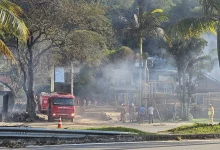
[71,62,74,95]
[51,66,55,92]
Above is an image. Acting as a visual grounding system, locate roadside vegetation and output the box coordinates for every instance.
[0,0,220,122]
[192,118,220,123]
[163,123,220,134]
[86,127,153,135]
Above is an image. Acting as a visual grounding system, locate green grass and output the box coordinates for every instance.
[163,123,220,134]
[86,126,153,135]
[192,118,220,123]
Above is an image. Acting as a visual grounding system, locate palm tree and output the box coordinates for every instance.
[166,37,207,120]
[126,1,168,105]
[0,0,29,60]
[186,55,212,117]
[169,0,220,65]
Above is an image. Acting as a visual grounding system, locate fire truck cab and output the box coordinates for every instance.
[47,92,75,122]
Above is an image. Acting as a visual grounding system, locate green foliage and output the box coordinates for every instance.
[61,0,114,46]
[168,0,201,24]
[198,0,220,15]
[109,46,134,63]
[0,0,28,61]
[86,126,153,135]
[148,0,176,11]
[168,17,217,39]
[75,65,98,98]
[167,37,208,69]
[58,30,107,67]
[102,0,135,10]
[78,66,96,85]
[0,0,29,40]
[165,123,220,134]
[168,0,220,66]
[126,8,168,39]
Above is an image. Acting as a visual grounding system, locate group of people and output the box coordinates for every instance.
[120,104,155,124]
[120,103,215,124]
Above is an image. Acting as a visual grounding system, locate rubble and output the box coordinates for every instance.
[5,112,46,122]
[101,112,112,121]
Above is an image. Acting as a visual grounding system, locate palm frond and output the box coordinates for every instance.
[0,0,23,16]
[134,14,139,27]
[189,55,211,65]
[168,17,217,39]
[151,9,163,14]
[198,0,220,15]
[0,39,14,60]
[0,0,29,41]
[141,12,168,28]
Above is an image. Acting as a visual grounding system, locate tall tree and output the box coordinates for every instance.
[125,0,168,104]
[169,0,220,65]
[8,0,113,120]
[186,54,212,116]
[166,37,207,120]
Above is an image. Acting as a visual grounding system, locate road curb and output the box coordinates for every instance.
[1,133,220,148]
[139,134,220,141]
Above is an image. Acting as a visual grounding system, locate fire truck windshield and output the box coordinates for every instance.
[52,98,74,106]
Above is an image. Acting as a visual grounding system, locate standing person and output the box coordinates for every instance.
[129,103,135,122]
[83,100,86,111]
[94,100,98,107]
[121,104,127,123]
[88,100,91,107]
[148,105,154,124]
[172,103,177,122]
[208,104,214,125]
[139,105,146,124]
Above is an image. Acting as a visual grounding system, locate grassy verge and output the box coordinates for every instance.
[192,118,220,123]
[162,123,220,134]
[86,126,153,135]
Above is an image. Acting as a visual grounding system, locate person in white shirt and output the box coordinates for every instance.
[148,105,154,124]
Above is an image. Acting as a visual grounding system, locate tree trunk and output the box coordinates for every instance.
[25,36,36,121]
[26,59,36,121]
[177,67,181,96]
[186,72,192,118]
[142,52,148,105]
[177,67,184,117]
[182,70,187,120]
[139,36,143,105]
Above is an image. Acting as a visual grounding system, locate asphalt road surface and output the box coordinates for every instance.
[5,140,220,150]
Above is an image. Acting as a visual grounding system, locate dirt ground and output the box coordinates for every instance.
[0,106,193,133]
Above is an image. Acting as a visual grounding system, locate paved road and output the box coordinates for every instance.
[0,121,188,133]
[6,140,220,150]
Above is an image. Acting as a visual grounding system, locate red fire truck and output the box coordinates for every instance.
[38,92,75,122]
[38,92,50,113]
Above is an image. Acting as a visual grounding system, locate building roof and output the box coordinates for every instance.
[196,73,220,93]
[113,85,138,93]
